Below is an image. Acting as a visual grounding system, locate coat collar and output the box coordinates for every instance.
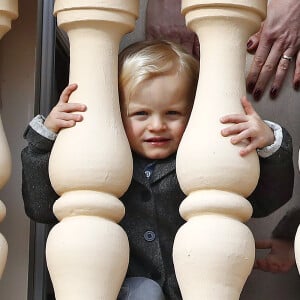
[132,152,176,185]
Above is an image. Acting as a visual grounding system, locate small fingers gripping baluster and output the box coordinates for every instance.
[46,1,139,299]
[0,0,18,279]
[173,1,267,299]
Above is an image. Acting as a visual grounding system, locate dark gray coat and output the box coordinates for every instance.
[21,125,294,300]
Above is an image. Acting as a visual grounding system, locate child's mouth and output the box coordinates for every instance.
[145,137,171,145]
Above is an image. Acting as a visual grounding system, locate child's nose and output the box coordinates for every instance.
[148,116,166,131]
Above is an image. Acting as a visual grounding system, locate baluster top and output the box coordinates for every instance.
[181,0,267,19]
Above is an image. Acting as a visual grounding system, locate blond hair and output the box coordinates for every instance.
[118,40,199,101]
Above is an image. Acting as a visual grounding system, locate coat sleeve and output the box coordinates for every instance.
[271,208,300,241]
[248,127,294,218]
[21,126,58,224]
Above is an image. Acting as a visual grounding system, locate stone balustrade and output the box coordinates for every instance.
[0,0,18,279]
[45,1,139,299]
[173,1,267,299]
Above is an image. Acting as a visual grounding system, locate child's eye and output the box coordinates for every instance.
[167,111,179,115]
[134,111,148,116]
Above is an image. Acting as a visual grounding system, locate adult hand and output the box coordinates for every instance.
[254,239,295,273]
[145,0,200,59]
[246,0,300,100]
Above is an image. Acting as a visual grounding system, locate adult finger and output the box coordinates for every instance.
[270,48,296,98]
[250,43,284,100]
[246,35,272,94]
[293,51,300,90]
[145,0,196,54]
[255,240,272,249]
[247,24,263,53]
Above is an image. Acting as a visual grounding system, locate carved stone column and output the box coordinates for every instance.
[46,1,138,299]
[173,1,267,299]
[0,0,18,278]
[295,156,300,271]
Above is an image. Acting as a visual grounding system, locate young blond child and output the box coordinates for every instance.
[22,40,294,300]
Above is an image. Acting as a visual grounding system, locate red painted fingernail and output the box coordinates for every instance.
[294,82,300,91]
[253,89,262,101]
[247,82,255,93]
[270,87,278,99]
[247,40,253,49]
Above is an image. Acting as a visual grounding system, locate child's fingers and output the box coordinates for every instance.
[45,112,83,133]
[56,112,84,123]
[45,103,85,133]
[220,97,256,123]
[239,144,257,156]
[55,102,86,113]
[223,128,258,156]
[225,129,259,156]
[54,119,77,129]
[44,118,70,133]
[221,123,248,137]
[220,114,247,124]
[59,83,78,103]
[230,128,252,144]
[241,96,256,116]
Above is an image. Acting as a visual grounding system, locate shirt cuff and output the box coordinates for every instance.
[29,115,57,141]
[257,120,283,158]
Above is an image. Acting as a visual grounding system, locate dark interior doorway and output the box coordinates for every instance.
[28,1,69,299]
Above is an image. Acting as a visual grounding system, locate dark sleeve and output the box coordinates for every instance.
[271,208,300,241]
[21,126,58,224]
[248,127,294,218]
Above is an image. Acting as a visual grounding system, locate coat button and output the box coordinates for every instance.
[145,170,152,178]
[144,230,156,242]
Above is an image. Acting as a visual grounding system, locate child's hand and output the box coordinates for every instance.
[254,239,295,273]
[220,96,275,156]
[44,84,86,133]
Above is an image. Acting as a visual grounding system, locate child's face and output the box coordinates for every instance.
[121,71,192,159]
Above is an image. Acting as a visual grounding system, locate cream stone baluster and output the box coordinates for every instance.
[173,1,267,299]
[46,1,139,299]
[295,156,300,271]
[0,0,18,278]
